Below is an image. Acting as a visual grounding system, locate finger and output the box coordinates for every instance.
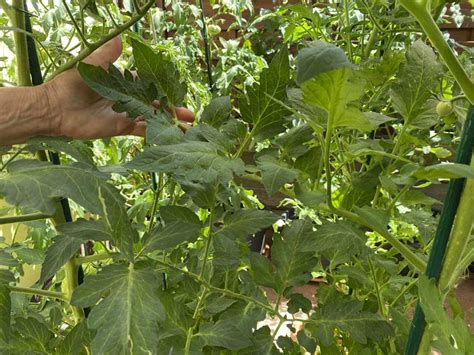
[130,121,147,137]
[152,100,195,123]
[83,37,122,69]
[175,107,195,123]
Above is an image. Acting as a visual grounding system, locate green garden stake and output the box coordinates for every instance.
[405,105,474,354]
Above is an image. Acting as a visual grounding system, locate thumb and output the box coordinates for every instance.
[83,37,122,69]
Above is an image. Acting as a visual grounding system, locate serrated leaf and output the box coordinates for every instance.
[57,321,91,355]
[257,156,299,196]
[249,252,277,289]
[144,214,201,252]
[314,221,369,265]
[418,276,474,354]
[214,209,278,239]
[301,68,373,132]
[201,96,232,127]
[389,40,442,128]
[10,317,52,353]
[306,291,393,346]
[240,48,291,139]
[0,251,18,267]
[287,293,312,313]
[78,62,158,120]
[274,124,314,158]
[132,39,187,106]
[296,41,354,84]
[197,319,253,350]
[71,264,165,354]
[40,219,110,283]
[272,219,318,292]
[0,270,14,346]
[0,161,136,262]
[127,141,245,184]
[213,235,240,269]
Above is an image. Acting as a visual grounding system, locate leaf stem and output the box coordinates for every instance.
[9,285,68,301]
[0,212,52,225]
[368,256,387,318]
[46,0,155,81]
[73,252,117,266]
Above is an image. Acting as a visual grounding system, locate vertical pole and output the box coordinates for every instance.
[405,106,474,354]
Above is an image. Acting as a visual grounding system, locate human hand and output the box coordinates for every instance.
[44,37,194,140]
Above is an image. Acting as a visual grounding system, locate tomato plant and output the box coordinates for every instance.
[0,1,473,354]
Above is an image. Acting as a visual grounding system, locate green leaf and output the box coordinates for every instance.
[10,317,52,353]
[418,276,474,354]
[287,293,312,313]
[305,291,393,346]
[389,40,442,128]
[296,41,353,84]
[213,235,240,270]
[78,62,158,120]
[214,209,278,239]
[248,252,277,289]
[0,251,18,267]
[314,221,369,265]
[71,264,165,354]
[0,270,14,346]
[144,209,202,252]
[240,48,291,139]
[272,219,318,292]
[132,39,187,106]
[57,321,91,355]
[14,248,44,265]
[197,319,253,350]
[0,161,136,262]
[301,68,373,132]
[413,163,474,180]
[201,96,232,127]
[257,156,300,196]
[40,219,110,283]
[127,141,245,184]
[274,124,314,158]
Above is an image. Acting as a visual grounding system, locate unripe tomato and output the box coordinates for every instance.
[207,24,221,37]
[436,100,453,117]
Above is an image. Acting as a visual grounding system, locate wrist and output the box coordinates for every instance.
[0,85,55,146]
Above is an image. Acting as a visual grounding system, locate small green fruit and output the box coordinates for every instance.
[436,101,453,117]
[207,24,221,37]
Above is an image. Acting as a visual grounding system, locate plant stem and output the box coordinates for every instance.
[438,155,474,291]
[0,212,52,225]
[368,256,387,318]
[73,252,117,265]
[61,0,90,47]
[46,0,155,81]
[9,285,68,301]
[11,0,30,86]
[343,0,352,60]
[399,0,474,103]
[154,259,278,317]
[184,327,193,355]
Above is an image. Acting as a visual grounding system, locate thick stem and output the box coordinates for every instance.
[11,0,30,86]
[438,155,474,290]
[399,0,474,103]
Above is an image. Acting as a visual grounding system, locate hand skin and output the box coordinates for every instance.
[0,37,194,146]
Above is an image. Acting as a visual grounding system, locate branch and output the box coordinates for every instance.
[0,212,52,225]
[9,286,69,301]
[45,0,155,82]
